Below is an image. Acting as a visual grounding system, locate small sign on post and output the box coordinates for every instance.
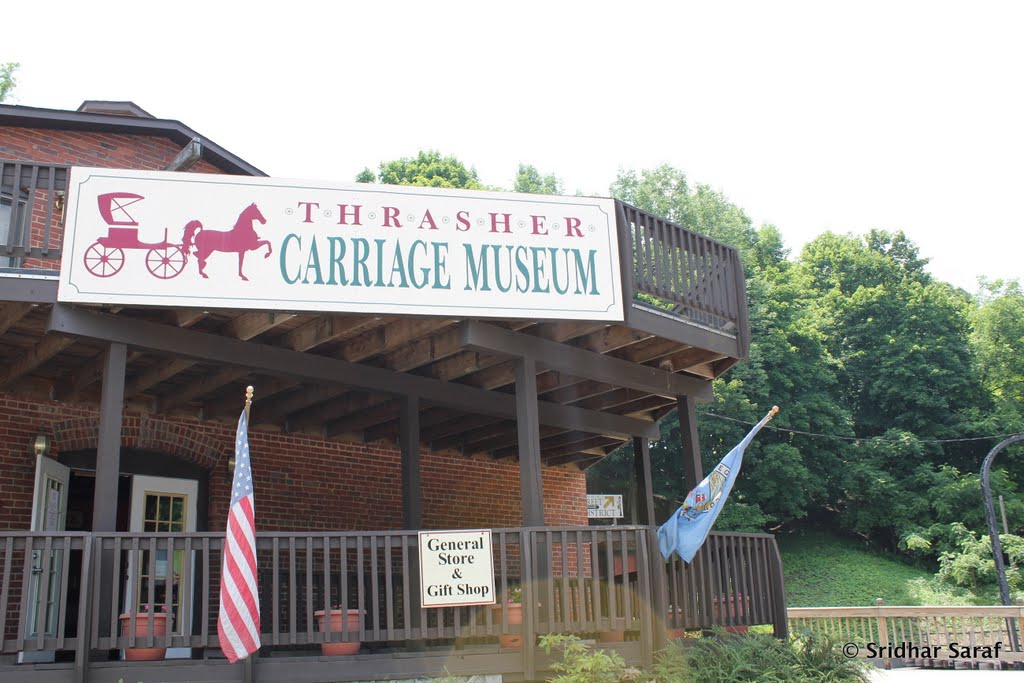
[587,494,624,519]
[418,529,495,608]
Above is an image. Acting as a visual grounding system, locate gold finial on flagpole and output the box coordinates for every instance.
[769,405,780,419]
[245,385,254,421]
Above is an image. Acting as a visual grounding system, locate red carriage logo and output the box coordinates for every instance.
[83,193,272,281]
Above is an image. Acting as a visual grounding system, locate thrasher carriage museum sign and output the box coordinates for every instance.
[58,168,624,320]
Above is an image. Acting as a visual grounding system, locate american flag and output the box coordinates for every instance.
[217,409,261,662]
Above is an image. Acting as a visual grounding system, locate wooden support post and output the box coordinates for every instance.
[876,598,890,670]
[516,357,545,528]
[93,343,125,642]
[634,438,666,652]
[401,395,422,529]
[677,396,703,498]
[400,395,425,648]
[633,437,656,526]
[93,342,126,531]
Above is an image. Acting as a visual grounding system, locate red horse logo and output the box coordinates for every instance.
[181,203,272,280]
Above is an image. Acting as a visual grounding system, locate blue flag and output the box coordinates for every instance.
[657,407,778,563]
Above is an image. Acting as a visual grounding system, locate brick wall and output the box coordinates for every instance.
[0,392,589,532]
[0,127,223,173]
[0,126,227,270]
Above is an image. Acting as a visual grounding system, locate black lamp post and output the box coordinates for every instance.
[980,432,1024,652]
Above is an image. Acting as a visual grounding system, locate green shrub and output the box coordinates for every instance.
[539,634,641,683]
[651,630,870,683]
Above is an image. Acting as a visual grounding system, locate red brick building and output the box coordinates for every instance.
[0,101,785,683]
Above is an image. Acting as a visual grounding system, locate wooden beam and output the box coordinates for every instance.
[542,435,622,460]
[326,399,402,437]
[279,315,384,351]
[170,318,374,413]
[0,274,58,303]
[0,333,74,387]
[288,391,383,433]
[260,385,348,424]
[574,326,654,354]
[422,414,504,444]
[226,311,297,340]
[433,420,518,451]
[0,302,33,337]
[492,430,588,460]
[380,327,463,372]
[125,358,197,398]
[49,306,660,439]
[461,321,713,400]
[164,138,202,172]
[169,308,209,327]
[340,318,452,363]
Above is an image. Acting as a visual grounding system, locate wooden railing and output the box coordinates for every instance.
[617,201,748,353]
[0,160,68,267]
[664,531,787,636]
[788,600,1024,668]
[2,528,785,660]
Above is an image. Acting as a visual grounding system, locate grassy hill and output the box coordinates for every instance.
[778,531,991,607]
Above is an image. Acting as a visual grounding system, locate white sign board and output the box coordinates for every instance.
[587,494,624,519]
[418,529,495,608]
[58,168,624,321]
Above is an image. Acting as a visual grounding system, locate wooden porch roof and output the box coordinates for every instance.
[2,275,736,469]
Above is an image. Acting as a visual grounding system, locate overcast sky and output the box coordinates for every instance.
[5,1,1021,292]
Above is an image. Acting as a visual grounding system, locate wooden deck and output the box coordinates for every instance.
[1,527,786,683]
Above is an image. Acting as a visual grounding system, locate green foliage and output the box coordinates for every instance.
[779,531,989,606]
[539,633,636,683]
[971,279,1024,429]
[935,525,1024,596]
[0,61,18,103]
[358,150,485,190]
[514,163,563,195]
[653,630,870,683]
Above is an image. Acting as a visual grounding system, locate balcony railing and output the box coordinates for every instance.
[0,527,785,682]
[618,201,749,354]
[0,161,68,267]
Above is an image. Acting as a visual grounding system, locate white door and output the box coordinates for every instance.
[125,475,198,659]
[20,455,70,662]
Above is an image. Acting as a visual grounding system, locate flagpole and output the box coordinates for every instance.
[238,385,258,680]
[242,385,252,421]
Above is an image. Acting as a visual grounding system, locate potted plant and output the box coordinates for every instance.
[712,592,749,634]
[665,606,687,640]
[313,606,363,656]
[119,604,168,661]
[491,585,523,648]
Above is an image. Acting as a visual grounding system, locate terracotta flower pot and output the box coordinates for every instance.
[314,609,362,656]
[666,608,687,640]
[598,629,625,643]
[712,594,749,634]
[119,613,168,661]
[492,603,523,648]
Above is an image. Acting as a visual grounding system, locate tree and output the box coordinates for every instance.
[971,279,1024,429]
[513,163,562,195]
[0,62,18,103]
[610,165,759,267]
[355,150,485,190]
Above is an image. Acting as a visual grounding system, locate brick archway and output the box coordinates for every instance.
[50,415,222,469]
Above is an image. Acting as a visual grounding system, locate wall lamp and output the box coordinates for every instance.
[32,433,51,458]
